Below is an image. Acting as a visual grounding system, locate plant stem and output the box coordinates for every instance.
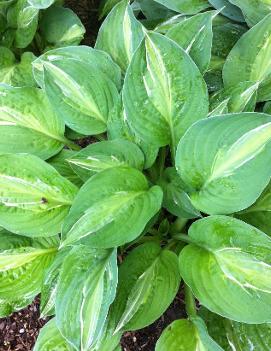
[185,284,197,318]
[173,233,194,244]
[65,139,81,151]
[170,218,188,233]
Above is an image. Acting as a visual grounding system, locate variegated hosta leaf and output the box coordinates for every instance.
[0,153,78,237]
[167,10,217,73]
[87,316,121,351]
[223,14,271,102]
[154,0,209,14]
[68,139,145,181]
[34,318,74,351]
[176,113,271,214]
[33,45,121,91]
[123,31,208,152]
[107,96,159,169]
[229,0,271,26]
[48,150,83,188]
[95,0,144,72]
[0,230,57,316]
[27,0,55,9]
[155,317,223,351]
[33,48,120,135]
[208,0,244,22]
[56,245,118,351]
[40,248,69,318]
[209,81,258,116]
[0,47,36,87]
[159,167,201,219]
[7,0,39,48]
[61,167,163,248]
[39,6,85,48]
[236,182,271,236]
[0,85,69,159]
[179,215,271,323]
[201,307,271,351]
[111,243,180,333]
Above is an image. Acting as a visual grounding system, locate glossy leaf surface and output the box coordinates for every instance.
[61,167,163,248]
[179,215,271,323]
[123,31,208,151]
[0,153,78,237]
[176,113,271,214]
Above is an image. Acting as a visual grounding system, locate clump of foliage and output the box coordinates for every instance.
[1,0,271,350]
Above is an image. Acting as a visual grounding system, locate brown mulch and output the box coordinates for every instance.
[0,291,186,351]
[0,297,48,351]
[121,291,186,350]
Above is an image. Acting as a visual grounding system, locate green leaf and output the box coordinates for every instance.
[0,230,56,315]
[0,153,78,237]
[40,248,68,318]
[98,0,122,18]
[0,47,36,87]
[154,0,209,14]
[7,0,39,48]
[159,167,201,219]
[199,308,231,350]
[236,182,271,236]
[107,97,159,169]
[33,49,120,135]
[156,317,223,351]
[123,31,208,152]
[111,243,180,332]
[40,6,85,48]
[167,10,217,73]
[229,0,271,26]
[209,81,258,115]
[61,167,163,248]
[201,307,271,351]
[56,246,118,351]
[95,0,145,71]
[33,46,121,91]
[27,0,55,9]
[68,139,145,181]
[223,14,271,102]
[176,113,271,214]
[212,20,247,59]
[48,150,83,187]
[34,318,74,351]
[0,85,69,159]
[208,0,244,22]
[179,215,271,323]
[137,0,176,20]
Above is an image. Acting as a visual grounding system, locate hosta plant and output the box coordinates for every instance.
[1,0,271,350]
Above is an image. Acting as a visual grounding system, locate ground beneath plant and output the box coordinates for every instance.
[0,291,186,351]
[0,1,188,350]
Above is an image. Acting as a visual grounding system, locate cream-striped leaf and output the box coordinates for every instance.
[123,31,208,152]
[0,85,68,159]
[223,14,271,102]
[68,139,145,181]
[61,167,163,248]
[95,0,144,71]
[179,215,271,323]
[176,113,271,214]
[0,153,78,237]
[56,246,118,351]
